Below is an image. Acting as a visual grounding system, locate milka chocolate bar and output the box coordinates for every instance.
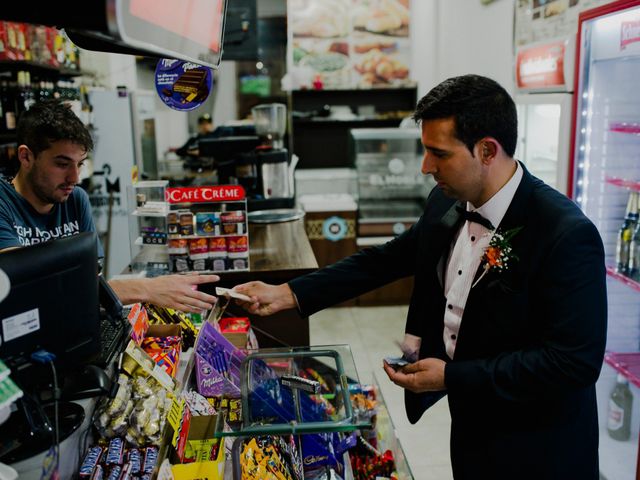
[174,69,207,95]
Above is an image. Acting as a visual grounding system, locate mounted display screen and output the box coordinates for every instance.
[113,0,227,68]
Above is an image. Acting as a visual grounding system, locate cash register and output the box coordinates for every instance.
[0,233,129,474]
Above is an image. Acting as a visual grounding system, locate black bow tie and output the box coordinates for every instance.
[455,205,494,230]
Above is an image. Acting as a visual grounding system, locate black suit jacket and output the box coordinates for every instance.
[289,165,607,479]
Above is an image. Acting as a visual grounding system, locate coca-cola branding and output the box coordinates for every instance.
[165,185,246,204]
[621,20,640,50]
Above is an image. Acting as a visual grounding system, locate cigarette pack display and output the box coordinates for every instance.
[196,212,221,236]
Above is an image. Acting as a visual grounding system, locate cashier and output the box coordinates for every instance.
[0,100,219,313]
[175,113,215,158]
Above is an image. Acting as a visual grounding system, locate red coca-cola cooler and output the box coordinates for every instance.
[569,1,640,478]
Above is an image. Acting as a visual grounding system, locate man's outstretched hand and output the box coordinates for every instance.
[109,273,220,313]
[232,281,296,316]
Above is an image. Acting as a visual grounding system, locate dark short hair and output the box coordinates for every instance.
[412,74,517,157]
[197,113,213,125]
[16,100,94,157]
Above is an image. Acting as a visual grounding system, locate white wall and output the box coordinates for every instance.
[410,0,515,97]
[212,60,238,126]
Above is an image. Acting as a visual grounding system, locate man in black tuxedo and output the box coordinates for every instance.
[234,74,607,479]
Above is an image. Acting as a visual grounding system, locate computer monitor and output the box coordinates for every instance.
[0,232,101,366]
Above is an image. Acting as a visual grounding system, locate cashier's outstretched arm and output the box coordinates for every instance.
[109,273,220,313]
[233,281,296,316]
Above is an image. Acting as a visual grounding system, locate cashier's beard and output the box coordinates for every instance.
[26,164,75,205]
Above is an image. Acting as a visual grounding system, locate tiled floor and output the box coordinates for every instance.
[309,306,454,480]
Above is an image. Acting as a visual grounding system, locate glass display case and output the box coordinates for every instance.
[350,128,429,201]
[187,323,370,437]
[127,180,170,276]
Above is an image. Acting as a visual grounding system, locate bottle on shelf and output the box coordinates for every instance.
[617,190,639,276]
[629,203,640,281]
[0,80,17,132]
[607,373,633,441]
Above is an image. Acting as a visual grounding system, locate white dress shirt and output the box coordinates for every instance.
[443,162,523,359]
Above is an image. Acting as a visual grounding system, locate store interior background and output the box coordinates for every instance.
[0,1,565,479]
[71,2,509,479]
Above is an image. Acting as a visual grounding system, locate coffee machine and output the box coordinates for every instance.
[199,103,297,211]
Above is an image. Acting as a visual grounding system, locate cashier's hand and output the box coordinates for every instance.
[109,273,220,314]
[232,281,297,316]
[383,358,447,393]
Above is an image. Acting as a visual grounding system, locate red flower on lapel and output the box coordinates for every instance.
[473,226,523,288]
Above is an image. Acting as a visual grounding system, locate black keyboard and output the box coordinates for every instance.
[97,317,128,367]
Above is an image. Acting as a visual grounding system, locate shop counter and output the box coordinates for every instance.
[126,218,319,348]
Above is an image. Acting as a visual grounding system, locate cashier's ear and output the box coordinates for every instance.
[17,145,35,171]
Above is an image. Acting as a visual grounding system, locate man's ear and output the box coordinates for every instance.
[478,138,499,164]
[16,145,33,170]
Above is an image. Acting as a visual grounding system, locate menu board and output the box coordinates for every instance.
[515,0,610,46]
[287,0,413,89]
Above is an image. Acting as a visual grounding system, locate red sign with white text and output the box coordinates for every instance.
[165,185,246,204]
[516,41,566,89]
[621,20,640,50]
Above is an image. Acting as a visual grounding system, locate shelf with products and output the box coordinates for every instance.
[166,185,250,275]
[0,59,84,77]
[128,181,170,275]
[131,207,170,217]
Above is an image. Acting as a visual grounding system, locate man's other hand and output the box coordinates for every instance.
[383,357,447,393]
[146,273,220,313]
[232,281,296,316]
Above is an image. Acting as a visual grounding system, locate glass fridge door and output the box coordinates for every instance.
[516,93,572,194]
[572,3,640,478]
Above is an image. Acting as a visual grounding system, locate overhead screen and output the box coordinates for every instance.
[110,0,227,68]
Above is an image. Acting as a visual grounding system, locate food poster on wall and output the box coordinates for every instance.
[515,0,610,46]
[287,0,412,89]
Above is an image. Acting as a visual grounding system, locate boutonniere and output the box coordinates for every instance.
[472,226,524,288]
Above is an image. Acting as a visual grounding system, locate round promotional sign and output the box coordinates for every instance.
[155,59,213,111]
[323,216,348,242]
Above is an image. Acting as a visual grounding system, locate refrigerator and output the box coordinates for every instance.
[89,90,159,278]
[569,1,640,478]
[514,36,576,194]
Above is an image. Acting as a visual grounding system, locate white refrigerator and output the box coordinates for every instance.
[89,90,159,278]
[515,36,576,195]
[570,1,640,478]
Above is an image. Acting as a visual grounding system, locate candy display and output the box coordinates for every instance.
[144,303,198,349]
[141,335,182,377]
[95,374,172,446]
[349,436,397,480]
[77,307,409,479]
[237,435,303,480]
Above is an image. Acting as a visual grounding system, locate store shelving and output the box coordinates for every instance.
[131,208,170,217]
[609,121,640,135]
[605,352,640,389]
[605,176,640,192]
[0,59,84,77]
[605,266,640,293]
